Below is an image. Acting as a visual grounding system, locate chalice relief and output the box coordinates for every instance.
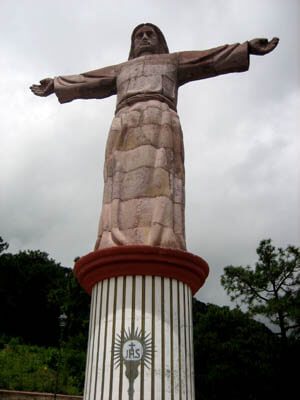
[113,327,152,399]
[31,24,279,252]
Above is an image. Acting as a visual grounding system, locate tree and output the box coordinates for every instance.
[0,237,9,254]
[192,299,282,400]
[221,239,300,341]
[0,237,90,347]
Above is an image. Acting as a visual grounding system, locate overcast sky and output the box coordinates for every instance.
[1,0,299,308]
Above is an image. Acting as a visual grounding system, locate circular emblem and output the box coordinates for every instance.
[122,339,144,361]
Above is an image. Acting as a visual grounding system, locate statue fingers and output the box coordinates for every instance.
[30,78,54,96]
[30,84,40,93]
[270,37,280,48]
[30,84,46,96]
[265,37,280,54]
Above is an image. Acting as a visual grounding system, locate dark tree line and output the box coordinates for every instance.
[0,236,299,399]
[0,237,90,348]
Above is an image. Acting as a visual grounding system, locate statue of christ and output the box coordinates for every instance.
[31,23,278,251]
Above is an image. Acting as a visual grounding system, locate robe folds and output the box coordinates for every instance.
[54,42,249,251]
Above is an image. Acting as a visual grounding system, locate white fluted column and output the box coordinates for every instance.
[84,276,194,400]
[74,246,209,400]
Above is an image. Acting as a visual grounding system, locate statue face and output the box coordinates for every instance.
[132,26,160,57]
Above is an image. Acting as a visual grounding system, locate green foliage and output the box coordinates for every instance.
[221,239,300,340]
[0,238,90,347]
[0,248,65,345]
[0,236,90,394]
[0,337,84,394]
[192,299,298,400]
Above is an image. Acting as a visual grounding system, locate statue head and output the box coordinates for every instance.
[128,23,169,60]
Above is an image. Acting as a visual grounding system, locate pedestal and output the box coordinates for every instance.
[74,246,209,400]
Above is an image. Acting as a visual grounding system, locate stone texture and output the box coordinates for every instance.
[96,97,186,250]
[47,36,253,251]
[116,54,178,107]
[111,145,172,173]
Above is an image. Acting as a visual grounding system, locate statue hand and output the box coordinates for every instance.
[248,37,279,55]
[30,78,54,97]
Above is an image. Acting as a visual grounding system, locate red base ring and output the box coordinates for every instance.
[74,246,209,296]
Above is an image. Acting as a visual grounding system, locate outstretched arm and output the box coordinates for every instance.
[178,42,250,86]
[177,37,279,86]
[248,37,279,55]
[30,64,117,104]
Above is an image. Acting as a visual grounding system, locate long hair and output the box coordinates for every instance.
[128,23,169,60]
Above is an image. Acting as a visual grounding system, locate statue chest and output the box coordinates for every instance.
[116,55,178,106]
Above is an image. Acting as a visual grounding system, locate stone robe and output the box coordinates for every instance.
[54,42,249,251]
